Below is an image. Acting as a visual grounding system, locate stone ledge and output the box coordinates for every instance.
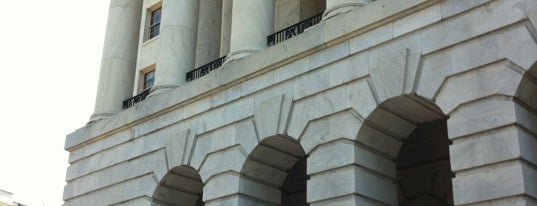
[63,174,157,206]
[63,150,167,200]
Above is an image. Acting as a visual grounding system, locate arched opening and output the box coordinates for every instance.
[281,156,307,206]
[516,62,537,119]
[363,95,453,205]
[396,119,453,205]
[241,136,308,205]
[152,166,204,206]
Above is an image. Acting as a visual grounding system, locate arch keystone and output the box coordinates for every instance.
[165,129,195,169]
[254,95,293,141]
[369,49,421,102]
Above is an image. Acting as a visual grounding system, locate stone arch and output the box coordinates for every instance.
[429,59,537,205]
[356,95,453,205]
[152,166,204,206]
[240,135,308,205]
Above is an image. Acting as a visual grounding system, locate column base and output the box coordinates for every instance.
[223,49,261,65]
[322,2,367,21]
[88,112,116,124]
[148,85,178,98]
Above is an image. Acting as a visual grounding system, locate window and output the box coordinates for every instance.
[149,7,162,39]
[143,70,155,90]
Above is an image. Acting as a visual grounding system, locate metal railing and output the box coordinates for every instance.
[186,56,227,82]
[122,88,150,109]
[267,13,323,46]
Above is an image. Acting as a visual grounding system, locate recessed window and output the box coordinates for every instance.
[143,70,155,90]
[149,7,162,39]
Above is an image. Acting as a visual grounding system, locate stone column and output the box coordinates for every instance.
[220,0,233,56]
[151,0,199,96]
[225,0,274,63]
[323,0,372,20]
[195,0,223,67]
[90,0,143,122]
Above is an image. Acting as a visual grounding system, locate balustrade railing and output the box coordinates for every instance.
[267,13,323,46]
[122,88,150,109]
[186,56,227,82]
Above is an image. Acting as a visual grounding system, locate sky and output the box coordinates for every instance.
[0,1,108,205]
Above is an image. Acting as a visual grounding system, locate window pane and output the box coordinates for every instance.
[149,7,162,39]
[151,8,162,25]
[150,24,160,38]
[146,79,154,89]
[144,70,155,90]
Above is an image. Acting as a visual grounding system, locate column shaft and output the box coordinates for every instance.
[90,0,143,122]
[323,0,372,20]
[152,0,199,95]
[226,0,274,63]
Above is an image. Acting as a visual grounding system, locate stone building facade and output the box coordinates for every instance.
[64,0,537,205]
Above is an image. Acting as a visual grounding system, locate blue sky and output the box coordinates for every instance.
[0,1,108,205]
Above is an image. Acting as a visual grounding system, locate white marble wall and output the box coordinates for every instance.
[275,0,300,31]
[67,0,537,205]
[132,0,161,94]
[195,0,223,67]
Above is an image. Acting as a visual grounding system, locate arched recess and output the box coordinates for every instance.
[152,166,204,206]
[240,135,308,205]
[513,61,537,193]
[516,63,537,118]
[358,95,454,205]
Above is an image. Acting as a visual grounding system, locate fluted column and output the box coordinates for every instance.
[151,0,199,96]
[90,0,143,122]
[323,0,372,20]
[225,0,274,63]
